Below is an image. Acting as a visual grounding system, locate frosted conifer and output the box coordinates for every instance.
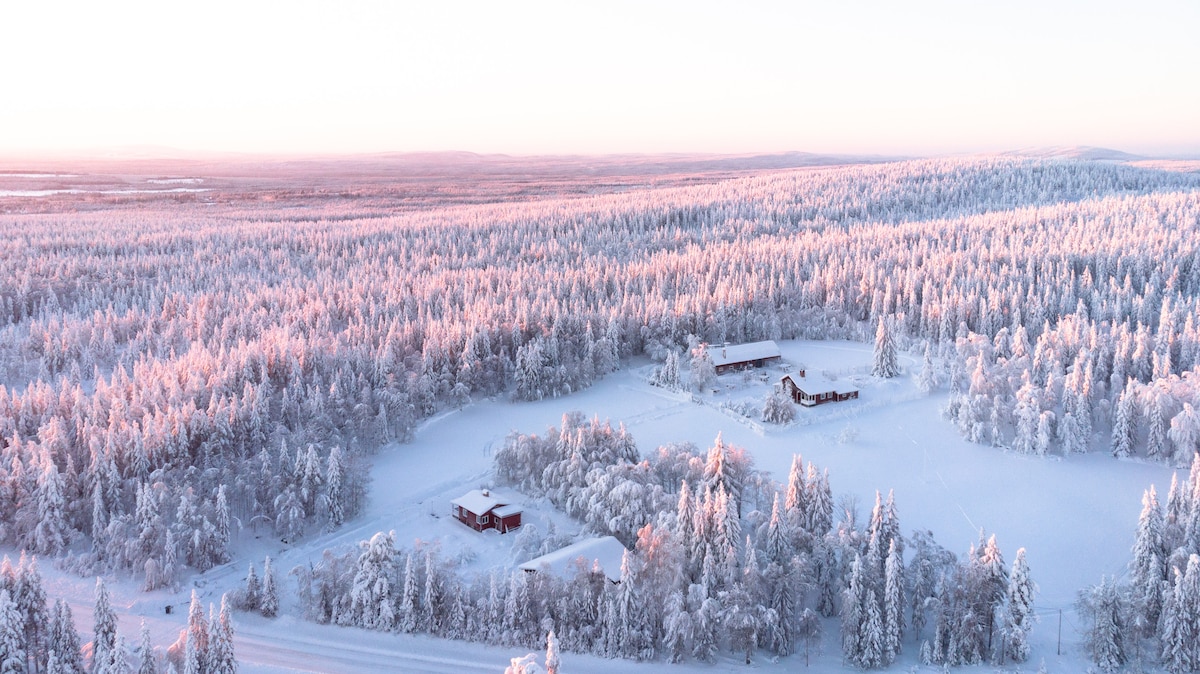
[94,578,118,670]
[260,557,278,618]
[873,317,899,378]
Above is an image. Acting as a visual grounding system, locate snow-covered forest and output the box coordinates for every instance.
[294,414,1033,668]
[1,155,1199,671]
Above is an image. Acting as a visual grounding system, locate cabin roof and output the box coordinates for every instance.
[451,489,509,515]
[492,503,524,518]
[783,373,859,395]
[518,536,629,582]
[706,340,781,367]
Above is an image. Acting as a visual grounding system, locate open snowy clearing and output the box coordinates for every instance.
[21,339,1173,672]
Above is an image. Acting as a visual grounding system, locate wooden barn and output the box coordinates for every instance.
[451,489,523,533]
[780,372,860,407]
[707,340,782,375]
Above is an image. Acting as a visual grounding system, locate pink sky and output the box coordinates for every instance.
[3,1,1198,157]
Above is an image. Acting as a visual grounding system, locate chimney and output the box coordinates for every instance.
[482,489,490,497]
[722,348,727,358]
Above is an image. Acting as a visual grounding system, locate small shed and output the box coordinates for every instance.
[707,340,782,375]
[518,536,629,583]
[780,372,860,407]
[451,489,523,534]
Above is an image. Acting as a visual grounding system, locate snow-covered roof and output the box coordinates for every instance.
[451,489,509,515]
[707,340,781,368]
[492,503,523,518]
[783,373,858,395]
[518,536,629,583]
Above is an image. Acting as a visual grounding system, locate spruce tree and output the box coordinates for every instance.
[259,557,278,619]
[14,555,47,667]
[183,592,207,674]
[1004,548,1036,664]
[872,316,899,378]
[32,459,68,555]
[0,590,26,674]
[1111,382,1137,458]
[883,538,905,665]
[138,619,157,674]
[48,599,83,674]
[918,342,938,393]
[241,565,260,613]
[206,596,235,674]
[94,578,118,671]
[1130,485,1166,631]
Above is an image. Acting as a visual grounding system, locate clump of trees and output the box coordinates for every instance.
[1080,452,1200,672]
[300,414,1033,668]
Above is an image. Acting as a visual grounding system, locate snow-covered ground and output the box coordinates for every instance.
[22,340,1174,672]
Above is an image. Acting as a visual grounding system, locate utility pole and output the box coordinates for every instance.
[1057,608,1063,656]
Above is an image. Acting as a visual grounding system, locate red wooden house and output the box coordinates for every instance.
[451,489,523,533]
[780,372,860,407]
[706,340,782,375]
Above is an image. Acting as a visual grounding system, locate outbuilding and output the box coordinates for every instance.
[518,536,629,583]
[706,340,782,375]
[451,489,523,533]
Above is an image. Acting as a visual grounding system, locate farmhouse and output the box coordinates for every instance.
[518,536,629,583]
[780,372,860,407]
[707,340,782,375]
[451,489,523,534]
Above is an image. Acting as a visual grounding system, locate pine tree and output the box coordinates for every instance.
[763,493,791,565]
[325,446,345,527]
[0,590,25,674]
[841,554,866,664]
[206,596,235,674]
[241,564,260,613]
[1035,411,1055,456]
[1004,548,1036,664]
[1079,577,1123,671]
[14,554,47,667]
[883,538,904,665]
[873,316,899,378]
[183,592,207,674]
[260,557,278,619]
[32,459,68,555]
[1058,411,1085,455]
[48,599,83,674]
[349,532,396,631]
[1159,569,1186,674]
[397,554,419,634]
[138,620,157,674]
[213,486,230,565]
[1013,379,1039,455]
[1111,382,1137,458]
[662,592,692,663]
[859,588,885,669]
[1130,485,1166,631]
[1175,555,1200,673]
[1148,394,1168,460]
[918,342,939,393]
[94,578,118,671]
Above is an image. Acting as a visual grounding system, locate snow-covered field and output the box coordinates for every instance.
[22,339,1172,672]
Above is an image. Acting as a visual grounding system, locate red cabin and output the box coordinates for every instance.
[780,373,860,407]
[451,489,523,534]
